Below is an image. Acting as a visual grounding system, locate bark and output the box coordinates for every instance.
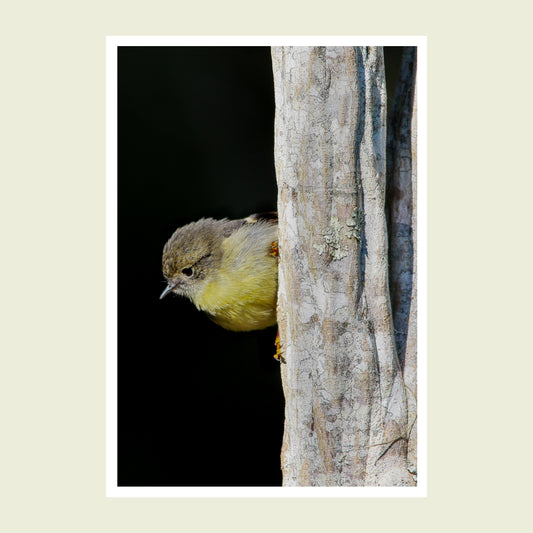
[405,82,417,476]
[387,47,417,368]
[272,46,415,486]
[386,48,418,476]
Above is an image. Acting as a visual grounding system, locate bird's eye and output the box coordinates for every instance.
[182,267,193,277]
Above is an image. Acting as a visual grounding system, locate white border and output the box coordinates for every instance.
[106,38,119,494]
[106,36,427,498]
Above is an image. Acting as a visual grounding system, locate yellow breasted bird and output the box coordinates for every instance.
[160,213,282,360]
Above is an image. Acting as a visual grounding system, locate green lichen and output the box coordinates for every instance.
[313,242,327,255]
[314,216,349,260]
[345,207,363,240]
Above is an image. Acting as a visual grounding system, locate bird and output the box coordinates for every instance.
[160,212,282,360]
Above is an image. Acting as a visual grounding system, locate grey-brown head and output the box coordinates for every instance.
[160,218,242,301]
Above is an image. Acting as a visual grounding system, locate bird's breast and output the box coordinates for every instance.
[193,256,278,331]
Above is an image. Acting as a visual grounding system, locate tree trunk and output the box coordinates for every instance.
[272,46,415,486]
[387,47,418,477]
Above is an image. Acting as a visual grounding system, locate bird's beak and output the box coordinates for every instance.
[159,283,175,300]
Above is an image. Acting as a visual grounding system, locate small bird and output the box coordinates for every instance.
[160,213,279,339]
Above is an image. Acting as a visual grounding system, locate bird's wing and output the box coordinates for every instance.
[244,212,278,224]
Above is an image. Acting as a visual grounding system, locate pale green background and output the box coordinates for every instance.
[1,1,531,531]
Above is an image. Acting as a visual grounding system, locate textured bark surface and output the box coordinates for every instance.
[272,46,415,486]
[405,82,417,475]
[387,47,417,367]
[387,48,418,476]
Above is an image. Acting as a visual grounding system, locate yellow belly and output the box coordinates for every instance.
[192,219,278,331]
[206,301,277,331]
[195,264,278,331]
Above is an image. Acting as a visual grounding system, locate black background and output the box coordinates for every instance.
[117,46,403,486]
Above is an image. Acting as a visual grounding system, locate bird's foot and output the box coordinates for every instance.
[274,330,286,364]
